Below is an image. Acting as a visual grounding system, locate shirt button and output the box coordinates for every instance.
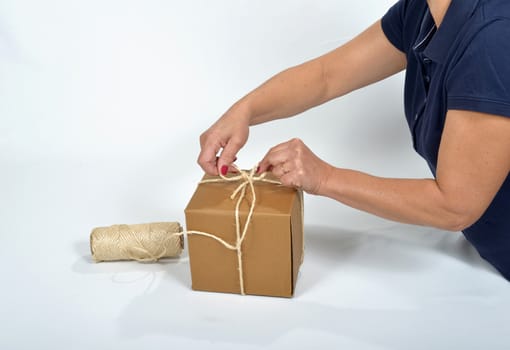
[423,57,432,64]
[425,75,430,83]
[415,113,419,120]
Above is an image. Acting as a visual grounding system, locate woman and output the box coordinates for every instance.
[197,0,510,280]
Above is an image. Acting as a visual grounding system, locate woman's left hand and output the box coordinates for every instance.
[257,138,334,194]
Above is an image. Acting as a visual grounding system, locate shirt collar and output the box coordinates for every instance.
[413,8,435,52]
[423,0,480,63]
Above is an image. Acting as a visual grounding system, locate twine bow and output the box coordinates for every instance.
[186,165,281,295]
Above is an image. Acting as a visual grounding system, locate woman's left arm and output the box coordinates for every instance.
[258,110,510,231]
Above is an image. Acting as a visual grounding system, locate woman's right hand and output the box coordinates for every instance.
[197,104,250,176]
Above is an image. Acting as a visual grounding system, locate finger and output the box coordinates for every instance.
[258,139,295,173]
[197,142,221,175]
[280,172,301,189]
[258,147,290,174]
[218,138,244,175]
[227,158,239,173]
[217,156,238,173]
[270,162,287,178]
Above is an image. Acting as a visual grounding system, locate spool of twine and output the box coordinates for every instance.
[90,222,184,262]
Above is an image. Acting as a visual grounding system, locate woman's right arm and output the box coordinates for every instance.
[198,20,406,175]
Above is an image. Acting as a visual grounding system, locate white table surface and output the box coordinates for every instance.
[1,159,509,350]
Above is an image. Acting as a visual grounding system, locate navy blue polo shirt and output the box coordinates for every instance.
[381,0,510,280]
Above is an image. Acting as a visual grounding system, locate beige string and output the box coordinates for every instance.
[187,166,281,295]
[90,222,184,262]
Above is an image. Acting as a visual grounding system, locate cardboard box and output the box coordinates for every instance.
[184,173,304,297]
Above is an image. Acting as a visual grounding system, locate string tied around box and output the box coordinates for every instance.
[186,165,282,295]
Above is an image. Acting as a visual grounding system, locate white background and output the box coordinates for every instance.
[1,1,509,349]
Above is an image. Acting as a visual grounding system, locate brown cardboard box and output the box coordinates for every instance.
[184,173,304,297]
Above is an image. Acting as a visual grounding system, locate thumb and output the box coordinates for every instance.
[218,138,243,175]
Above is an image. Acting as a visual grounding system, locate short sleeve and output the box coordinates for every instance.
[447,19,510,118]
[381,0,407,52]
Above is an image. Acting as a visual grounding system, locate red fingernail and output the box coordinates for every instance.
[256,166,260,174]
[221,165,228,175]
